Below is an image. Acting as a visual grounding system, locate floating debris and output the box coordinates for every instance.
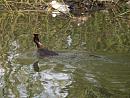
[51,10,61,17]
[50,0,70,17]
[50,0,70,13]
[67,35,72,46]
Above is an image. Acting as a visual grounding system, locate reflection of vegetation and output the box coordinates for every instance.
[0,0,129,53]
[67,67,129,98]
[0,1,130,98]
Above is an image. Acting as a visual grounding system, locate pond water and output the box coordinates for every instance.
[0,40,130,98]
[0,5,130,98]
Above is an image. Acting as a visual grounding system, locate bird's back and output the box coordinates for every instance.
[37,48,58,57]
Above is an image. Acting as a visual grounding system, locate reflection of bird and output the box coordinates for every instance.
[33,61,39,72]
[33,34,58,57]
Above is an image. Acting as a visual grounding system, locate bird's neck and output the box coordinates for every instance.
[36,41,43,48]
[34,37,44,48]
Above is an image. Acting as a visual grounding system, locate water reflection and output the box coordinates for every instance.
[1,38,130,98]
[32,60,73,98]
[33,61,39,72]
[0,67,5,98]
[39,70,72,98]
[0,10,130,98]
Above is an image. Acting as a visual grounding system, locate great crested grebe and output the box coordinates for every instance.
[33,34,58,57]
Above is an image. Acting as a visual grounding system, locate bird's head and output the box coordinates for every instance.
[33,34,40,43]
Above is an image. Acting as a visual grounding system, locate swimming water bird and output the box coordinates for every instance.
[33,34,58,57]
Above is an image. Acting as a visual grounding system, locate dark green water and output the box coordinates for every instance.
[0,40,130,98]
[0,6,130,97]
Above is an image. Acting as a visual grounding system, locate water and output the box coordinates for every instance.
[0,46,130,98]
[0,3,130,97]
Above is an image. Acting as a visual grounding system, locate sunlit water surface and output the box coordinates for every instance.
[0,45,130,98]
